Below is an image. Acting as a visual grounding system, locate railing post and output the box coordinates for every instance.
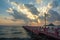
[55,28,59,37]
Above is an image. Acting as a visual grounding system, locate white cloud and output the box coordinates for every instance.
[6,8,14,13]
[36,0,42,4]
[11,2,18,6]
[37,3,52,17]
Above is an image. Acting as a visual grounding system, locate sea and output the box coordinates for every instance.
[0,26,31,40]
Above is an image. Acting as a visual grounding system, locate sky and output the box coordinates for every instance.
[0,0,60,26]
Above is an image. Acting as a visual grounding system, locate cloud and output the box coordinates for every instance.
[53,21,60,25]
[4,16,14,20]
[6,2,42,25]
[24,4,39,15]
[8,9,41,26]
[36,0,42,4]
[10,9,30,22]
[28,19,49,26]
[6,8,14,13]
[7,2,28,20]
[10,2,39,20]
[37,3,52,17]
[9,2,54,25]
[11,2,18,6]
[0,18,25,26]
[6,1,60,26]
[10,9,39,23]
[17,4,39,20]
[36,2,60,24]
[47,10,60,22]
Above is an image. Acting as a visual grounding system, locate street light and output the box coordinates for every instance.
[44,13,46,27]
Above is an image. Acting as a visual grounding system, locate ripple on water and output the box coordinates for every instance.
[12,31,22,34]
[0,26,31,39]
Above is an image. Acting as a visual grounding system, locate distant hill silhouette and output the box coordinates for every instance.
[46,23,55,26]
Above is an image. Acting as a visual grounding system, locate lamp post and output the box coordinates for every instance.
[44,13,46,27]
[44,13,49,27]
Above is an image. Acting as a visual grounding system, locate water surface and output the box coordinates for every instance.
[0,26,31,40]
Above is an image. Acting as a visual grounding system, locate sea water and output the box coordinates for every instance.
[0,26,31,40]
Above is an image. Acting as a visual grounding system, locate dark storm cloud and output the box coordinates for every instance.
[9,9,31,22]
[38,10,60,22]
[47,10,60,22]
[24,4,39,15]
[8,4,40,23]
[9,9,39,23]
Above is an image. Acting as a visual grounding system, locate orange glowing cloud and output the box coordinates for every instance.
[53,21,60,25]
[28,19,49,26]
[28,19,42,26]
